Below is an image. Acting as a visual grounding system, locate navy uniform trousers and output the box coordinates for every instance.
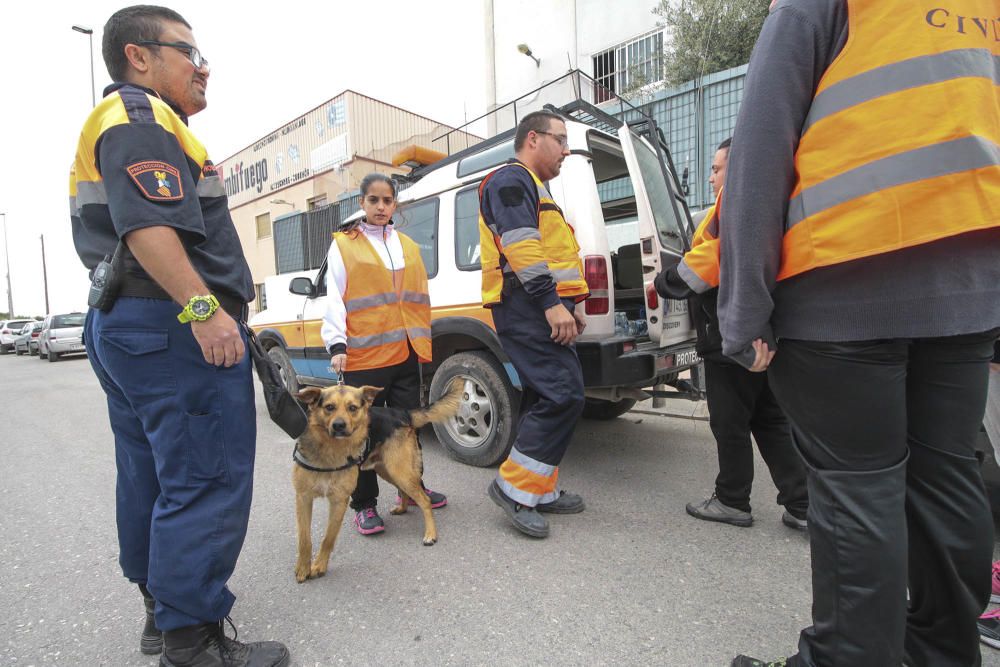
[85,297,256,632]
[492,286,585,504]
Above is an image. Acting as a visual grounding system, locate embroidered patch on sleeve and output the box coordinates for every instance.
[499,186,524,207]
[125,161,184,201]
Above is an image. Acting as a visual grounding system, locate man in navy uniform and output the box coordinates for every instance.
[70,6,288,666]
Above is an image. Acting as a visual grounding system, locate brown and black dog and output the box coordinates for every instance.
[290,378,464,583]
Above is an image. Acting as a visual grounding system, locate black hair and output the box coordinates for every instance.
[717,137,732,152]
[359,172,397,199]
[103,5,191,82]
[514,111,565,152]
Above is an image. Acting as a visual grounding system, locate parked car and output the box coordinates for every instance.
[13,321,42,355]
[38,312,87,362]
[0,319,33,354]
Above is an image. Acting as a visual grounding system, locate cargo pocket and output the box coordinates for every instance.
[185,410,229,485]
[98,329,176,400]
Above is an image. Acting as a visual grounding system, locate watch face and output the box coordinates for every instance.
[191,299,212,317]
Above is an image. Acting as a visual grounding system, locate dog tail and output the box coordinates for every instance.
[410,377,465,428]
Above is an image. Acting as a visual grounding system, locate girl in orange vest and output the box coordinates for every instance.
[321,173,445,535]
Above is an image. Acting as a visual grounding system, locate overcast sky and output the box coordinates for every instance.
[0,1,488,317]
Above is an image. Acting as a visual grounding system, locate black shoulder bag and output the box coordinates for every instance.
[242,324,308,439]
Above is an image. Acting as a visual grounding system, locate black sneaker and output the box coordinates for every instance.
[536,490,585,514]
[488,480,549,538]
[731,656,790,667]
[686,493,753,527]
[353,507,385,535]
[160,618,289,667]
[781,510,808,531]
[979,608,1000,649]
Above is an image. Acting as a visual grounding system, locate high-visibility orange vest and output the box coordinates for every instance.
[678,190,722,293]
[335,230,432,371]
[778,0,1000,281]
[478,162,590,306]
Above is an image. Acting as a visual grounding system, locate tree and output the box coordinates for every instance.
[654,0,769,86]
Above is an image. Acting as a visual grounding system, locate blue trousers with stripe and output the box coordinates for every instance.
[85,298,256,632]
[492,288,585,468]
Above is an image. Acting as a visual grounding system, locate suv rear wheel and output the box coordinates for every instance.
[429,351,519,467]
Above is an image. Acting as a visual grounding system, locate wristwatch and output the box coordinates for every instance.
[177,294,220,323]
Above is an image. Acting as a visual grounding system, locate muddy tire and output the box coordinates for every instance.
[267,345,301,395]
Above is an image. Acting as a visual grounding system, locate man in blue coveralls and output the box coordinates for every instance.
[69,6,288,666]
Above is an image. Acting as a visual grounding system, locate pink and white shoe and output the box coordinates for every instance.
[991,560,1000,604]
[353,508,385,535]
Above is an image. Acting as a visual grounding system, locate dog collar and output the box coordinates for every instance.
[292,439,371,472]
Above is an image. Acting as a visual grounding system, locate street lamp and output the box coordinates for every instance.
[72,25,96,107]
[269,199,296,209]
[517,43,540,67]
[0,213,13,317]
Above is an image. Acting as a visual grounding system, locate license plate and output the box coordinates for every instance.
[665,299,688,316]
[674,349,701,367]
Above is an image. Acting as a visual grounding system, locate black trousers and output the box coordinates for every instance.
[703,358,808,516]
[342,350,421,510]
[768,330,998,667]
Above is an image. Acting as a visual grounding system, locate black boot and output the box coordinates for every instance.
[795,455,909,666]
[159,619,290,667]
[138,584,162,655]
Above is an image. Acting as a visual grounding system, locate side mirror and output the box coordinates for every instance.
[289,276,315,297]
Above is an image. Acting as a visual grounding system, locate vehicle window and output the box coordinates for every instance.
[454,185,482,271]
[457,139,515,178]
[7,320,30,330]
[396,199,438,278]
[629,134,685,253]
[52,314,86,328]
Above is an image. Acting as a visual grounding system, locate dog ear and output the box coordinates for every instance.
[295,386,323,407]
[360,385,382,406]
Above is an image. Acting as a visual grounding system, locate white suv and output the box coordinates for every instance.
[0,319,33,354]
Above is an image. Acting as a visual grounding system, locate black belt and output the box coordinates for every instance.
[118,276,247,321]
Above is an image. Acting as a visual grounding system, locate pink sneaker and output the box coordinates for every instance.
[991,561,1000,604]
[353,508,385,535]
[978,607,1000,649]
[396,487,448,509]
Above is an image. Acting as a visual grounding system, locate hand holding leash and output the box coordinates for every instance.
[329,353,346,381]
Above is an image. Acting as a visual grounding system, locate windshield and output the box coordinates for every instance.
[630,136,685,253]
[52,314,86,328]
[6,320,30,330]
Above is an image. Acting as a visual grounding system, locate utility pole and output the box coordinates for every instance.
[1,213,13,317]
[72,25,97,107]
[40,235,50,314]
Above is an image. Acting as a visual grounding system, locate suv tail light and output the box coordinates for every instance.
[584,255,609,315]
[646,283,659,310]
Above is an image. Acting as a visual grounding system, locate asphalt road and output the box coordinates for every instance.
[2,353,998,667]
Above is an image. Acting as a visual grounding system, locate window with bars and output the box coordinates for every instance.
[255,212,271,240]
[592,31,664,102]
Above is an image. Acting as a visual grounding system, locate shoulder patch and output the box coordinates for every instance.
[126,161,183,201]
[499,186,525,207]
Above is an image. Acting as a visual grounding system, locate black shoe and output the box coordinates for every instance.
[781,510,808,531]
[139,584,162,655]
[536,490,585,514]
[488,480,549,538]
[159,618,290,667]
[731,656,790,667]
[685,493,753,527]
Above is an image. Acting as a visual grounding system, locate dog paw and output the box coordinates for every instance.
[295,567,311,583]
[422,536,437,546]
[389,504,407,515]
[309,562,328,579]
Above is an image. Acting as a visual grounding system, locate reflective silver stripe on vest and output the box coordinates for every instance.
[788,135,1000,230]
[69,196,78,217]
[196,175,226,198]
[407,327,431,340]
[514,261,553,283]
[501,227,542,246]
[551,267,582,282]
[347,328,407,349]
[803,49,1000,134]
[400,290,430,306]
[345,292,397,312]
[678,258,713,295]
[76,181,107,207]
[509,447,556,477]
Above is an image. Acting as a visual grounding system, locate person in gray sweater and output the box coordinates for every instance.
[719,1,1000,666]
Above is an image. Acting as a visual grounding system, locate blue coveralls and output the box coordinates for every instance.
[70,83,258,632]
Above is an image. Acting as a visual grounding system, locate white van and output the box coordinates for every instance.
[251,100,701,466]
